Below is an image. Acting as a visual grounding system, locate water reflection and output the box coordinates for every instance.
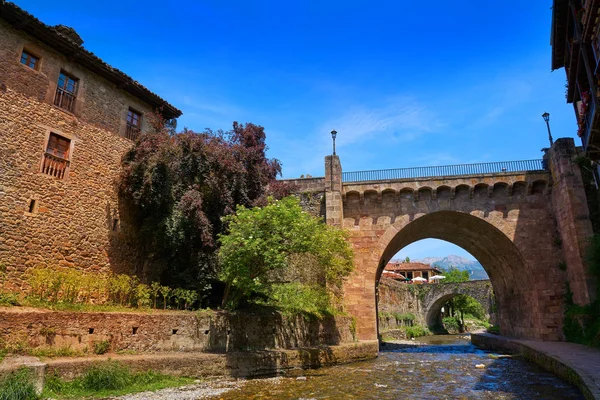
[213,335,584,399]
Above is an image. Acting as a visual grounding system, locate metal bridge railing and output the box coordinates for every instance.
[342,159,546,183]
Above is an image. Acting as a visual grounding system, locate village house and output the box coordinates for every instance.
[383,261,442,283]
[0,1,181,287]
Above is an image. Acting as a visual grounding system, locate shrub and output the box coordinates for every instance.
[218,196,353,311]
[265,283,332,318]
[404,325,431,339]
[93,341,110,355]
[0,368,38,400]
[443,316,461,332]
[81,362,132,391]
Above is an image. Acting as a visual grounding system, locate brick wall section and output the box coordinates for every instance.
[0,308,354,354]
[549,138,596,305]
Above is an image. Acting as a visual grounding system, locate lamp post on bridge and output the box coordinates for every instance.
[331,130,337,155]
[542,112,553,147]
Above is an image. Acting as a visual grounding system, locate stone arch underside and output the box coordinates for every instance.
[343,208,565,342]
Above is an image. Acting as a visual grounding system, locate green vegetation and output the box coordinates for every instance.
[0,368,38,400]
[442,316,461,333]
[562,231,600,348]
[42,361,194,399]
[93,340,110,355]
[441,266,470,283]
[404,325,431,339]
[218,196,353,316]
[18,265,198,311]
[119,119,290,300]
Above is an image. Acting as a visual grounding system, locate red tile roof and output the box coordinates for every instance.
[384,262,442,273]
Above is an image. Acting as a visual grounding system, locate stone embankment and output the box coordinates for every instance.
[472,332,600,400]
[0,307,378,390]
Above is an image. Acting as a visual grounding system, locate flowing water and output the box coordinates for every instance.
[212,335,584,400]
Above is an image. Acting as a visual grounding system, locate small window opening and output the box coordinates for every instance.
[172,329,178,335]
[54,71,78,112]
[125,108,142,140]
[204,330,210,335]
[132,327,138,335]
[112,218,119,231]
[20,50,39,70]
[88,328,94,334]
[28,199,36,213]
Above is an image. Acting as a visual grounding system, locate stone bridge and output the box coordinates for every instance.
[422,280,495,329]
[284,138,596,342]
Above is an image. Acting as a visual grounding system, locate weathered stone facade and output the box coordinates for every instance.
[0,6,180,288]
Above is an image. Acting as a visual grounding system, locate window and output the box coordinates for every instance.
[20,50,39,70]
[125,108,141,140]
[422,271,429,280]
[406,271,413,280]
[54,71,78,112]
[41,133,71,179]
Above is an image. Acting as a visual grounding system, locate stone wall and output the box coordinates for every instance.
[549,139,596,305]
[0,87,140,288]
[0,308,355,354]
[378,277,424,330]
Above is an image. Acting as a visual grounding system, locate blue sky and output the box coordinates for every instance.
[17,0,573,261]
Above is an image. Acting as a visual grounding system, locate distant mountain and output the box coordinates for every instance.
[407,255,489,280]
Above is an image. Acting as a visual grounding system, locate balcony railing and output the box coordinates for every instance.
[53,87,76,113]
[125,123,141,141]
[342,160,546,183]
[41,152,70,179]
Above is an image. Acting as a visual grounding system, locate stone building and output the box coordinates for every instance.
[383,261,442,282]
[0,2,181,288]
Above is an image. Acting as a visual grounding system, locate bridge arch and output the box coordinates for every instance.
[422,280,495,330]
[374,211,528,335]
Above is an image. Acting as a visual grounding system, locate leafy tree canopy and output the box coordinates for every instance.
[218,196,354,312]
[119,118,290,298]
[441,266,470,283]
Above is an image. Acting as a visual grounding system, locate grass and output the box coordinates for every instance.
[42,361,194,399]
[29,346,84,359]
[0,368,38,400]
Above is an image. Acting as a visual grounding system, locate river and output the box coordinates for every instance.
[211,335,584,400]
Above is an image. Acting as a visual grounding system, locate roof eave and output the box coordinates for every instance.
[0,1,182,119]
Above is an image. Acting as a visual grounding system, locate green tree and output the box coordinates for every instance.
[218,196,354,312]
[441,266,469,283]
[119,117,293,299]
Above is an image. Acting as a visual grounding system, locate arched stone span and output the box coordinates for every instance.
[343,188,566,342]
[369,211,558,340]
[422,280,495,330]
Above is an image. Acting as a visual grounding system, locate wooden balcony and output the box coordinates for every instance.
[41,152,69,179]
[125,123,140,141]
[53,87,76,113]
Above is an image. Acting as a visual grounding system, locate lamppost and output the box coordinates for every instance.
[542,112,553,147]
[331,129,337,155]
